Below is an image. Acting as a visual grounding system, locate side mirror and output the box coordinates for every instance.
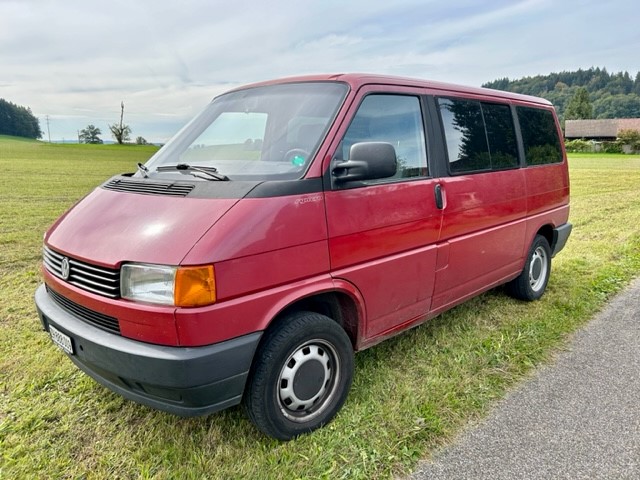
[332,142,397,183]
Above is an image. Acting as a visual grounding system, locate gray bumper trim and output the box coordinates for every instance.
[551,222,573,257]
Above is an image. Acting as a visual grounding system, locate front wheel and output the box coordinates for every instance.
[243,311,354,440]
[506,234,551,301]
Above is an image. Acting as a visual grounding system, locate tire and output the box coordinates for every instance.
[243,311,354,440]
[506,234,552,301]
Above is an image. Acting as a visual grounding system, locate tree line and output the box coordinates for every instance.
[0,98,42,139]
[0,97,148,144]
[483,67,640,121]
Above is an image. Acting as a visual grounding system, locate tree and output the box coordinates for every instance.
[109,101,131,144]
[594,94,640,118]
[617,129,640,152]
[565,87,593,120]
[482,68,640,120]
[554,81,568,92]
[0,98,42,139]
[135,136,148,145]
[79,124,103,144]
[606,71,634,95]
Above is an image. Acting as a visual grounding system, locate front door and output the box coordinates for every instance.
[324,89,442,341]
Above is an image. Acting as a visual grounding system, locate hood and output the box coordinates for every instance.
[46,187,239,267]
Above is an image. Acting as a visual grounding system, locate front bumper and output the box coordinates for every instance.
[35,284,262,416]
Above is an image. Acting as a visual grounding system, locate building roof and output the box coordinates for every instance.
[565,119,640,139]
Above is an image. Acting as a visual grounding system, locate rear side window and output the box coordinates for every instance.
[517,107,563,165]
[339,94,428,180]
[482,103,519,169]
[439,98,490,173]
[438,98,519,174]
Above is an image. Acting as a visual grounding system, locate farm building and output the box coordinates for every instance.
[565,118,640,140]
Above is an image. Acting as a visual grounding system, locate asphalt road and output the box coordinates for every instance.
[410,277,640,480]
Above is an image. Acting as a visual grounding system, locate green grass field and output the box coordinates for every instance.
[1,137,639,479]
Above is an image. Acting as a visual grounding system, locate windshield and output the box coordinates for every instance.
[144,82,348,181]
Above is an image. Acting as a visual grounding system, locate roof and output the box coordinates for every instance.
[224,73,553,107]
[565,119,640,138]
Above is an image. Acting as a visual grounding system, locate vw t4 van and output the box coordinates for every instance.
[35,74,572,439]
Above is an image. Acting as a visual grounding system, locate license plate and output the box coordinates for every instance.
[49,325,74,355]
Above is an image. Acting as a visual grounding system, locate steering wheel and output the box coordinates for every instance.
[284,149,310,167]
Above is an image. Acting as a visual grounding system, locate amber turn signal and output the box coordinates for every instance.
[174,265,216,307]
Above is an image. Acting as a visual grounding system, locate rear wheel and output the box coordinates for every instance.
[243,311,354,440]
[506,234,551,301]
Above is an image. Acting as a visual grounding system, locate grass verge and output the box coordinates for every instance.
[1,137,639,479]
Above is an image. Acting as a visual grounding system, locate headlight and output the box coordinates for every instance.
[121,263,216,307]
[121,264,176,305]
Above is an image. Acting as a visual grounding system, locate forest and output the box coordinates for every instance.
[0,98,42,139]
[483,67,640,121]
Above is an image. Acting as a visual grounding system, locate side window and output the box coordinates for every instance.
[482,103,519,169]
[339,95,428,179]
[438,98,519,174]
[438,98,490,173]
[517,107,563,165]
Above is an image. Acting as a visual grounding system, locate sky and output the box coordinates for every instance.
[1,0,638,143]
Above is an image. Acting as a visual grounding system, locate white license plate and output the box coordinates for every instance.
[49,325,74,355]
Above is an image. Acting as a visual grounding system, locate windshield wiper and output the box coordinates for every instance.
[156,163,229,181]
[137,162,149,178]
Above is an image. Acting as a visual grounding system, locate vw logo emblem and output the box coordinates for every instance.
[60,257,70,280]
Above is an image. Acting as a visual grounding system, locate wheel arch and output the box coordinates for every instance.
[259,281,365,351]
[536,224,554,247]
[276,292,360,345]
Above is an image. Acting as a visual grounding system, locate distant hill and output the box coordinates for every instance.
[483,67,640,121]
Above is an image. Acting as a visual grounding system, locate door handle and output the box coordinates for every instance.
[435,184,444,210]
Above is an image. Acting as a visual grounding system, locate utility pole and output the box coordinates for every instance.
[45,115,51,143]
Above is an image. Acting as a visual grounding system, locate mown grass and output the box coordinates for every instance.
[1,136,639,479]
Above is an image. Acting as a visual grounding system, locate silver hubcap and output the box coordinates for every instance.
[529,246,548,292]
[278,340,340,422]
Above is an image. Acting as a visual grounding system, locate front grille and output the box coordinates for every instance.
[43,246,120,298]
[47,286,121,335]
[103,178,194,197]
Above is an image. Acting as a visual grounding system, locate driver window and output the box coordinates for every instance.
[338,94,428,179]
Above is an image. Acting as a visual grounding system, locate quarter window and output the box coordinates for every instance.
[338,95,428,180]
[517,107,563,165]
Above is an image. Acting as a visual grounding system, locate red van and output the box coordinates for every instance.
[35,74,571,440]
